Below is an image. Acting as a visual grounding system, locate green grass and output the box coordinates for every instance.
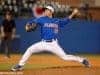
[0,63,62,70]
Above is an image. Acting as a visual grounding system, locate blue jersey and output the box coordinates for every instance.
[28,16,70,40]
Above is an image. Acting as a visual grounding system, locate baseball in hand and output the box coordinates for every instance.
[73,8,79,14]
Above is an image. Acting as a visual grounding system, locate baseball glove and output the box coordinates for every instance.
[25,23,37,32]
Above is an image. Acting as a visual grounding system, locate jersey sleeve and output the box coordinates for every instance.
[27,18,39,25]
[56,18,71,28]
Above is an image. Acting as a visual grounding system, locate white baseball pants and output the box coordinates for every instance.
[19,40,84,66]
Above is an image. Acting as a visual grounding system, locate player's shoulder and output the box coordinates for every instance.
[35,16,48,22]
[35,16,44,20]
[32,16,45,24]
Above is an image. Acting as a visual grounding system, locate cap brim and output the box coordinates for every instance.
[43,7,54,13]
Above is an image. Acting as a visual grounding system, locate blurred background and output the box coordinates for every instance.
[0,0,100,58]
[0,0,100,20]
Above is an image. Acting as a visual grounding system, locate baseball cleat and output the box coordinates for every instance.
[82,59,91,68]
[11,64,23,71]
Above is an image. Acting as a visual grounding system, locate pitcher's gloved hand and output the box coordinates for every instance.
[25,23,37,32]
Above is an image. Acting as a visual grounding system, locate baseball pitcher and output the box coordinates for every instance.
[11,6,91,71]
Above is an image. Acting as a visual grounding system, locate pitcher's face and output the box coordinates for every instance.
[44,9,53,18]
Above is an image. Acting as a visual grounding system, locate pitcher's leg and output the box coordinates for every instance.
[49,41,84,63]
[57,48,84,62]
[56,50,91,67]
[59,54,84,63]
[44,41,90,67]
[18,47,33,66]
[11,41,45,71]
[19,41,43,66]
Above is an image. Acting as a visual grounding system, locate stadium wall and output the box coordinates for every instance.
[0,18,100,54]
